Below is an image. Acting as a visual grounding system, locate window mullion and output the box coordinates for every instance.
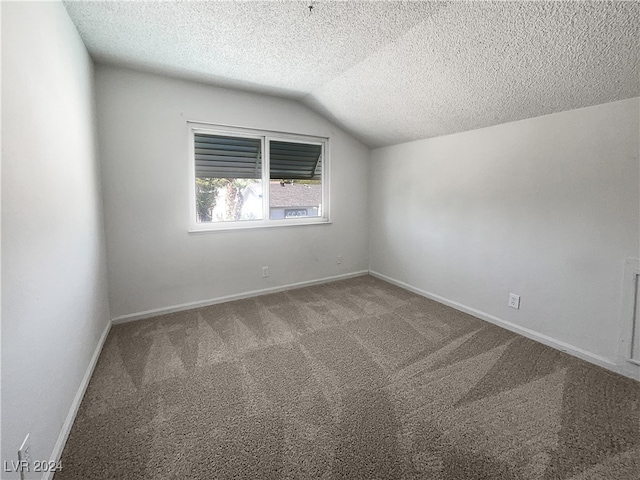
[262,136,270,223]
[320,143,325,218]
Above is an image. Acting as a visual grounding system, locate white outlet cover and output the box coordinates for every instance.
[508,293,520,309]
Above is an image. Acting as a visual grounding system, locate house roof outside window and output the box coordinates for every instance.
[269,181,322,208]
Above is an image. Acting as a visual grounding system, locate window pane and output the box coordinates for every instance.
[269,140,322,220]
[196,178,263,223]
[269,180,322,219]
[194,132,263,223]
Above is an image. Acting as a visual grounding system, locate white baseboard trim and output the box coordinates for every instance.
[370,270,637,380]
[112,270,370,325]
[43,321,112,480]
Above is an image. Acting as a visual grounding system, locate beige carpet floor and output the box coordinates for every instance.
[56,275,640,479]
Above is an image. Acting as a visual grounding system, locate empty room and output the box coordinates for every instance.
[2,1,639,479]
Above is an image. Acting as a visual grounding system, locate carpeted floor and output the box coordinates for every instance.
[56,275,640,479]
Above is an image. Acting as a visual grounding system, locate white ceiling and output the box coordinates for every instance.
[63,1,640,148]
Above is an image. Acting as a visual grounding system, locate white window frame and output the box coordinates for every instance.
[187,121,330,232]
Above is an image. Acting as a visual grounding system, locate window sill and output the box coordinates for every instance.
[188,219,332,234]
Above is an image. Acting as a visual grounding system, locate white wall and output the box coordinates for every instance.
[370,98,640,377]
[1,1,111,477]
[95,66,370,320]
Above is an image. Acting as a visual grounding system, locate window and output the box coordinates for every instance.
[188,122,329,231]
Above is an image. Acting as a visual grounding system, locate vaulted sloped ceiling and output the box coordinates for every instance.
[63,1,639,148]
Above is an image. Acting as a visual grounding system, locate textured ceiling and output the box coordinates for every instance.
[63,1,640,148]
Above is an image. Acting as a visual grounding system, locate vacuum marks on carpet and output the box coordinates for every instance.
[56,276,640,479]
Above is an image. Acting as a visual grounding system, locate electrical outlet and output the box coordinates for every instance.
[18,434,31,480]
[262,266,269,278]
[508,293,520,309]
[336,255,342,265]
